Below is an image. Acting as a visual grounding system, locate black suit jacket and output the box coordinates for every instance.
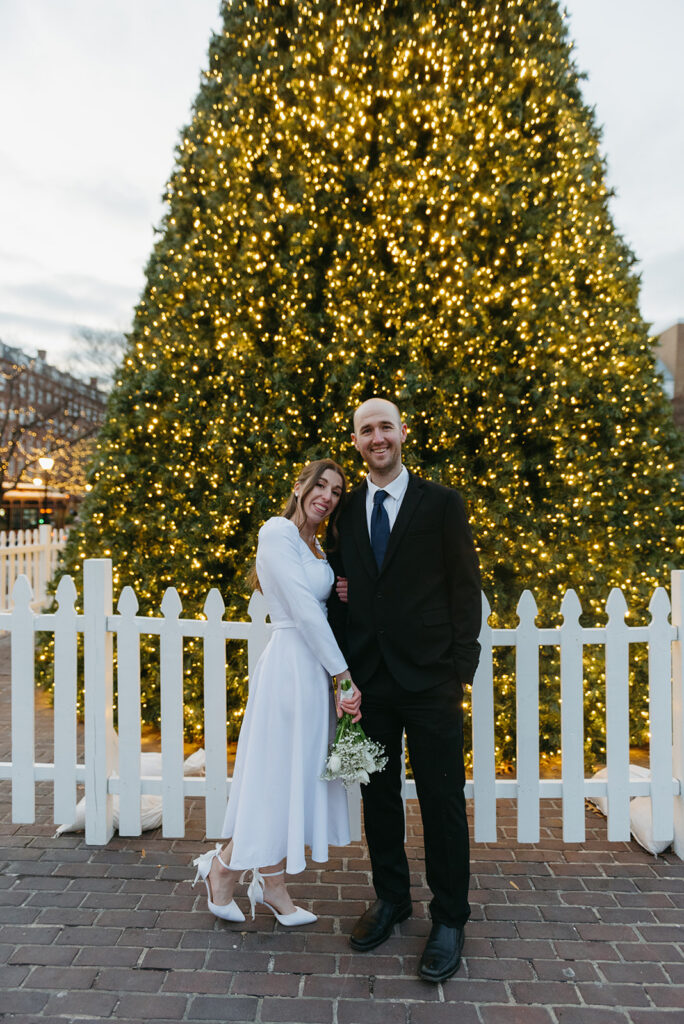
[328,471,481,692]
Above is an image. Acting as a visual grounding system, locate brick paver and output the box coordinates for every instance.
[2,633,684,1022]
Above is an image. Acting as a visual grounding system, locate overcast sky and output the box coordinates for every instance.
[0,0,682,369]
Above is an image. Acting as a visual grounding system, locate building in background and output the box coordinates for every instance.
[0,341,106,530]
[656,323,684,429]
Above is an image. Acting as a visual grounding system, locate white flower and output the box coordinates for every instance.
[321,713,388,789]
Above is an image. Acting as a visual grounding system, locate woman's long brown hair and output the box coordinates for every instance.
[247,458,347,592]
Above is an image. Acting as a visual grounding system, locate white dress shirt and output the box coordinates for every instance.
[365,464,409,535]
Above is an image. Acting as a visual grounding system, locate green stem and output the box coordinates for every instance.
[333,711,352,743]
[334,678,353,742]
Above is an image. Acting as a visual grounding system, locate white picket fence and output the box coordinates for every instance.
[0,523,67,611]
[1,558,683,857]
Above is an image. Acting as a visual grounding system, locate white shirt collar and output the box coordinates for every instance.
[366,464,409,502]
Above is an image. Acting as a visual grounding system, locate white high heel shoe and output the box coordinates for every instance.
[246,867,317,927]
[192,844,245,923]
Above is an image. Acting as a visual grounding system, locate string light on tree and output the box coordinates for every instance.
[41,0,684,765]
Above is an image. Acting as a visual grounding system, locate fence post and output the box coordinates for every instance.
[560,589,585,842]
[203,588,229,839]
[672,570,684,858]
[159,587,185,836]
[516,590,540,842]
[648,588,674,844]
[83,558,116,844]
[53,575,79,827]
[116,586,142,837]
[10,576,36,822]
[605,588,631,841]
[472,593,496,842]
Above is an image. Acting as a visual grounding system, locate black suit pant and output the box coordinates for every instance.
[358,663,470,928]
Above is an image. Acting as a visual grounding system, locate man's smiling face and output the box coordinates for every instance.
[352,398,407,477]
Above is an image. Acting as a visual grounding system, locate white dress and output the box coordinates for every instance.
[221,516,351,873]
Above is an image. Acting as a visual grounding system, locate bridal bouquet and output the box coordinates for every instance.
[321,679,387,789]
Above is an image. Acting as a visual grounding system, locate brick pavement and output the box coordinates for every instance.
[1,633,683,1023]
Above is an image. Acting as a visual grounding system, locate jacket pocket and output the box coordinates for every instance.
[422,608,451,626]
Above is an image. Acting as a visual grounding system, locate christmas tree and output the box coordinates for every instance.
[46,0,684,765]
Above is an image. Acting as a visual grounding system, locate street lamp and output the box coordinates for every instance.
[38,456,54,525]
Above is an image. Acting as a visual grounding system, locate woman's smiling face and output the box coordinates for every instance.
[299,468,345,528]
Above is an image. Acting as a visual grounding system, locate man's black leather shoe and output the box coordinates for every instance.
[350,898,412,951]
[418,923,465,982]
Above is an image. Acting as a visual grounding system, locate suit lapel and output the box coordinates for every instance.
[347,472,425,577]
[350,483,378,579]
[379,472,424,574]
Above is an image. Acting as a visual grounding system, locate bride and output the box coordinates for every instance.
[192,459,361,926]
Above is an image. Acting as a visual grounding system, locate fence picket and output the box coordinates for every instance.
[203,588,229,838]
[83,559,115,844]
[10,576,35,822]
[31,544,39,596]
[672,570,684,858]
[7,532,17,600]
[116,587,142,836]
[560,590,585,842]
[247,590,270,675]
[37,524,50,606]
[52,575,79,825]
[472,593,496,842]
[17,530,25,583]
[605,588,631,841]
[516,590,540,842]
[159,588,185,836]
[648,587,674,844]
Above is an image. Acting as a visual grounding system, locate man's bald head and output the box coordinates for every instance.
[351,397,407,484]
[352,397,402,433]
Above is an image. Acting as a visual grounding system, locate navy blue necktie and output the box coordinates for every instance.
[371,489,390,569]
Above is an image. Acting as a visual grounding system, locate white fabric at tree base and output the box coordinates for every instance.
[221,516,350,874]
[55,748,206,835]
[588,764,671,855]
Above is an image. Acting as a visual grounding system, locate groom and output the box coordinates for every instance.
[328,397,481,982]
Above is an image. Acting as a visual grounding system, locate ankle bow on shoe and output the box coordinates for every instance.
[243,867,317,927]
[192,844,245,923]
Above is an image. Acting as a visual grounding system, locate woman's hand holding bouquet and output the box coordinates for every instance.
[322,676,388,789]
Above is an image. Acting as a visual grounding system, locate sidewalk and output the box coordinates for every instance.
[1,634,683,1023]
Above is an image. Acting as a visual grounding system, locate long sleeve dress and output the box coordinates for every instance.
[221,516,351,873]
